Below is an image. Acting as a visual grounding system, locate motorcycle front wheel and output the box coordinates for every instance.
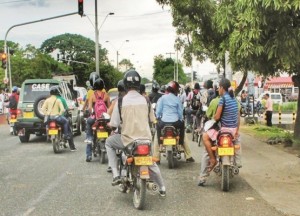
[133,177,146,210]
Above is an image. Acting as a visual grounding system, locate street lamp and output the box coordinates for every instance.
[106,40,129,71]
[94,0,114,76]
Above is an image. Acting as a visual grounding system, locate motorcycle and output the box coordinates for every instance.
[211,130,241,191]
[9,112,18,135]
[47,117,70,153]
[159,125,183,169]
[192,105,208,147]
[92,113,111,164]
[117,139,158,210]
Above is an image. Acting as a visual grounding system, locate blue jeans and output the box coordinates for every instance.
[54,116,69,137]
[86,117,96,141]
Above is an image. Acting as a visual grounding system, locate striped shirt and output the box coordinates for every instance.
[218,93,238,128]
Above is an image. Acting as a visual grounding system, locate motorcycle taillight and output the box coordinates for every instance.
[49,121,57,128]
[11,114,16,119]
[219,135,232,147]
[165,130,174,137]
[136,144,150,156]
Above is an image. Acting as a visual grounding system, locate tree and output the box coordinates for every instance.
[40,33,108,86]
[119,58,133,72]
[141,77,151,84]
[153,54,187,85]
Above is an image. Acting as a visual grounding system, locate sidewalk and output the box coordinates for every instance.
[240,132,300,216]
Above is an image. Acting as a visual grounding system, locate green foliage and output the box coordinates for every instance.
[119,59,133,71]
[141,77,151,84]
[273,102,298,112]
[153,55,187,85]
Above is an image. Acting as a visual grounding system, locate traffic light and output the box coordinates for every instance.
[1,53,7,69]
[78,0,84,16]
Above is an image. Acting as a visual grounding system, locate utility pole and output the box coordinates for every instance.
[95,0,100,76]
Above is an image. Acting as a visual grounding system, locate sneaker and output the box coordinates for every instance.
[107,167,112,173]
[70,147,77,152]
[198,180,205,187]
[186,157,195,163]
[86,156,92,162]
[84,139,89,143]
[159,190,166,197]
[111,176,121,186]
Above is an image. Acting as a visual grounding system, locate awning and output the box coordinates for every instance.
[266,83,294,88]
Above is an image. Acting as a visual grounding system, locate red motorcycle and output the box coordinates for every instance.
[211,130,241,191]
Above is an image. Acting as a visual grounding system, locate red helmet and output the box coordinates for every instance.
[166,81,180,95]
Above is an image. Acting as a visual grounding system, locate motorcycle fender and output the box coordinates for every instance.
[221,156,231,165]
[51,135,56,140]
[139,166,150,179]
[18,128,25,136]
[166,146,173,151]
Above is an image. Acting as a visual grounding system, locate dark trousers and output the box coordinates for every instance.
[266,111,272,127]
[157,120,185,145]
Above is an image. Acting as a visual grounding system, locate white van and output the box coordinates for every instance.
[257,92,283,105]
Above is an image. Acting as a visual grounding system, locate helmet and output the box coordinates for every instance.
[166,81,180,95]
[89,72,100,87]
[152,81,160,91]
[123,69,141,90]
[93,78,105,90]
[159,85,166,94]
[50,85,61,96]
[194,82,200,90]
[12,86,18,92]
[140,84,146,94]
[206,80,213,89]
[117,80,125,92]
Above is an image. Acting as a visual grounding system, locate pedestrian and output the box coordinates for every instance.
[264,93,273,127]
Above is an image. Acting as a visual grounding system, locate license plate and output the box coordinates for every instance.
[163,138,176,145]
[10,119,17,123]
[218,147,234,156]
[97,132,108,138]
[24,112,34,118]
[48,129,58,135]
[134,156,153,165]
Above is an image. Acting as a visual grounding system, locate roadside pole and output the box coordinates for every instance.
[3,12,78,90]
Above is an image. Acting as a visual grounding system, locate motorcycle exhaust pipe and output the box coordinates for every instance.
[147,182,159,193]
[232,167,239,175]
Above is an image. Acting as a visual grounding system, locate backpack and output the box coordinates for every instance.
[191,90,200,110]
[9,95,18,110]
[206,89,216,106]
[94,91,107,119]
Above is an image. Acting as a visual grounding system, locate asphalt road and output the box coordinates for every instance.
[0,124,286,216]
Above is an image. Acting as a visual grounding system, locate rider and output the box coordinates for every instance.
[42,86,77,151]
[85,78,110,162]
[7,86,19,116]
[154,81,195,163]
[148,81,162,104]
[185,82,201,132]
[198,78,240,186]
[105,69,166,197]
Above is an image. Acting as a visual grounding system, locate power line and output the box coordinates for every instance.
[0,0,30,5]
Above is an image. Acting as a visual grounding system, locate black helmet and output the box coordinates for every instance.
[166,81,180,95]
[206,80,213,89]
[93,78,105,90]
[50,85,61,96]
[89,72,100,87]
[117,80,125,92]
[123,69,141,90]
[152,81,160,91]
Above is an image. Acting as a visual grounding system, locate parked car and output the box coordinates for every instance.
[257,92,283,105]
[74,86,87,109]
[15,79,81,143]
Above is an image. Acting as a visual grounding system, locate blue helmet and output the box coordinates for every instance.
[12,86,18,92]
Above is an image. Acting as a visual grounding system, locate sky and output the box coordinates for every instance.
[0,0,217,80]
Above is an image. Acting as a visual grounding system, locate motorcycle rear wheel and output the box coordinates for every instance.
[221,165,230,191]
[133,178,146,210]
[98,141,106,164]
[167,150,176,169]
[52,138,60,154]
